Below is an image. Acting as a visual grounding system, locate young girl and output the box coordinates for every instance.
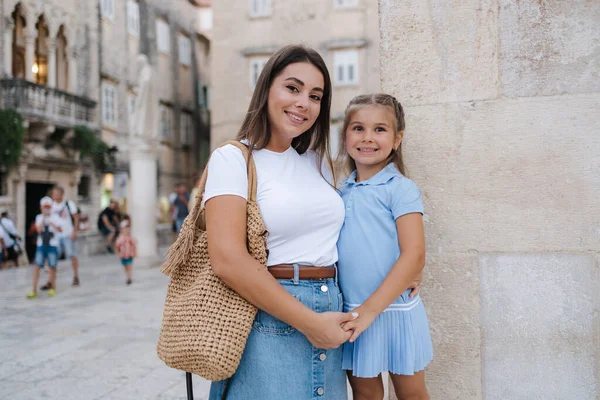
[114,220,136,285]
[337,94,433,400]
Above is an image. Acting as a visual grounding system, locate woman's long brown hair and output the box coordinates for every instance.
[235,45,335,184]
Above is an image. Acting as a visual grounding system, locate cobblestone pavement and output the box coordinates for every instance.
[0,251,211,400]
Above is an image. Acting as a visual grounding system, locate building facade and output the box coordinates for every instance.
[99,0,211,218]
[0,0,211,256]
[0,0,102,257]
[210,0,380,156]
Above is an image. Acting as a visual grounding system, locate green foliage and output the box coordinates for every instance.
[74,126,116,173]
[0,109,25,173]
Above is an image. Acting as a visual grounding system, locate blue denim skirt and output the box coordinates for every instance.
[209,277,347,400]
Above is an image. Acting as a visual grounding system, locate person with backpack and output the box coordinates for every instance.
[40,185,81,289]
[0,210,22,268]
[0,235,8,270]
[97,200,120,253]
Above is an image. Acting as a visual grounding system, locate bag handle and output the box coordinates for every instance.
[161,140,256,276]
[190,140,256,228]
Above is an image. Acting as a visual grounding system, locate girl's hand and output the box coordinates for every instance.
[341,306,378,343]
[301,312,356,350]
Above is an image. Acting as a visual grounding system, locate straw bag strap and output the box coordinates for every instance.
[194,140,257,205]
[160,140,257,276]
[191,140,256,224]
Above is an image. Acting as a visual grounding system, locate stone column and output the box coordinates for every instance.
[129,145,159,261]
[68,48,77,93]
[24,32,35,81]
[47,38,57,88]
[14,163,28,239]
[3,19,14,77]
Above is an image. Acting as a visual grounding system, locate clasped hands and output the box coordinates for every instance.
[303,272,422,350]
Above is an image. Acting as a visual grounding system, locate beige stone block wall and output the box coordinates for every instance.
[380,1,600,399]
[379,0,499,105]
[419,253,482,399]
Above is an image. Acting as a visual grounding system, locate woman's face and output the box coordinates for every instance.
[267,62,324,147]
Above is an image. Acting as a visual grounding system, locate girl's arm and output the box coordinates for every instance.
[343,212,426,342]
[206,195,355,350]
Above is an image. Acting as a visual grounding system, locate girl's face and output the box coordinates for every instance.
[267,62,324,149]
[345,105,403,173]
[41,205,52,215]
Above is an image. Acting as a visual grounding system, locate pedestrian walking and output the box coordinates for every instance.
[27,197,62,299]
[97,199,120,253]
[0,236,7,270]
[114,219,136,285]
[0,210,22,268]
[172,184,190,233]
[40,186,81,289]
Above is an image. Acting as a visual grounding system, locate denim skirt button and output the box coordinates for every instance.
[317,387,324,396]
[320,285,328,292]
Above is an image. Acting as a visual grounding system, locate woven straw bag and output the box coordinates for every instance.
[157,140,267,381]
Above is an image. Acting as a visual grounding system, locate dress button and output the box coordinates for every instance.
[317,387,324,396]
[319,353,327,361]
[346,207,350,211]
[320,285,328,293]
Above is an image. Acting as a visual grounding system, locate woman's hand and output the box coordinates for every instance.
[300,312,357,350]
[341,306,378,343]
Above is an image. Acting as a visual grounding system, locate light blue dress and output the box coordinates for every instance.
[337,163,433,378]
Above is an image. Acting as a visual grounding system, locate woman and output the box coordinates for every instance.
[205,45,353,399]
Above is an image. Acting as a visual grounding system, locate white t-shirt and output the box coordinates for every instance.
[35,214,62,247]
[52,200,78,237]
[204,144,345,267]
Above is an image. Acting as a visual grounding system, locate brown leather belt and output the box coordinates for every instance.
[268,264,336,280]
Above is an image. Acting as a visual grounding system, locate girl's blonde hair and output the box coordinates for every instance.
[339,93,407,176]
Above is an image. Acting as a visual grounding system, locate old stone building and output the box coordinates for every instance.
[98,0,211,217]
[210,0,381,155]
[0,0,212,256]
[0,0,102,257]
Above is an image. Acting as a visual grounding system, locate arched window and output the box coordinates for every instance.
[33,15,49,85]
[56,25,69,91]
[11,4,27,79]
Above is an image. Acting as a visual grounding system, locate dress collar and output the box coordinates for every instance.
[341,163,400,186]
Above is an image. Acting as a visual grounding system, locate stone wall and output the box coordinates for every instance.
[378,1,600,399]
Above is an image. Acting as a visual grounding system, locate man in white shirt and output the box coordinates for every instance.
[0,210,20,268]
[41,186,81,288]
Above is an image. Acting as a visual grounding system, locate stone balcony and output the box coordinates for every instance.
[0,79,97,130]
